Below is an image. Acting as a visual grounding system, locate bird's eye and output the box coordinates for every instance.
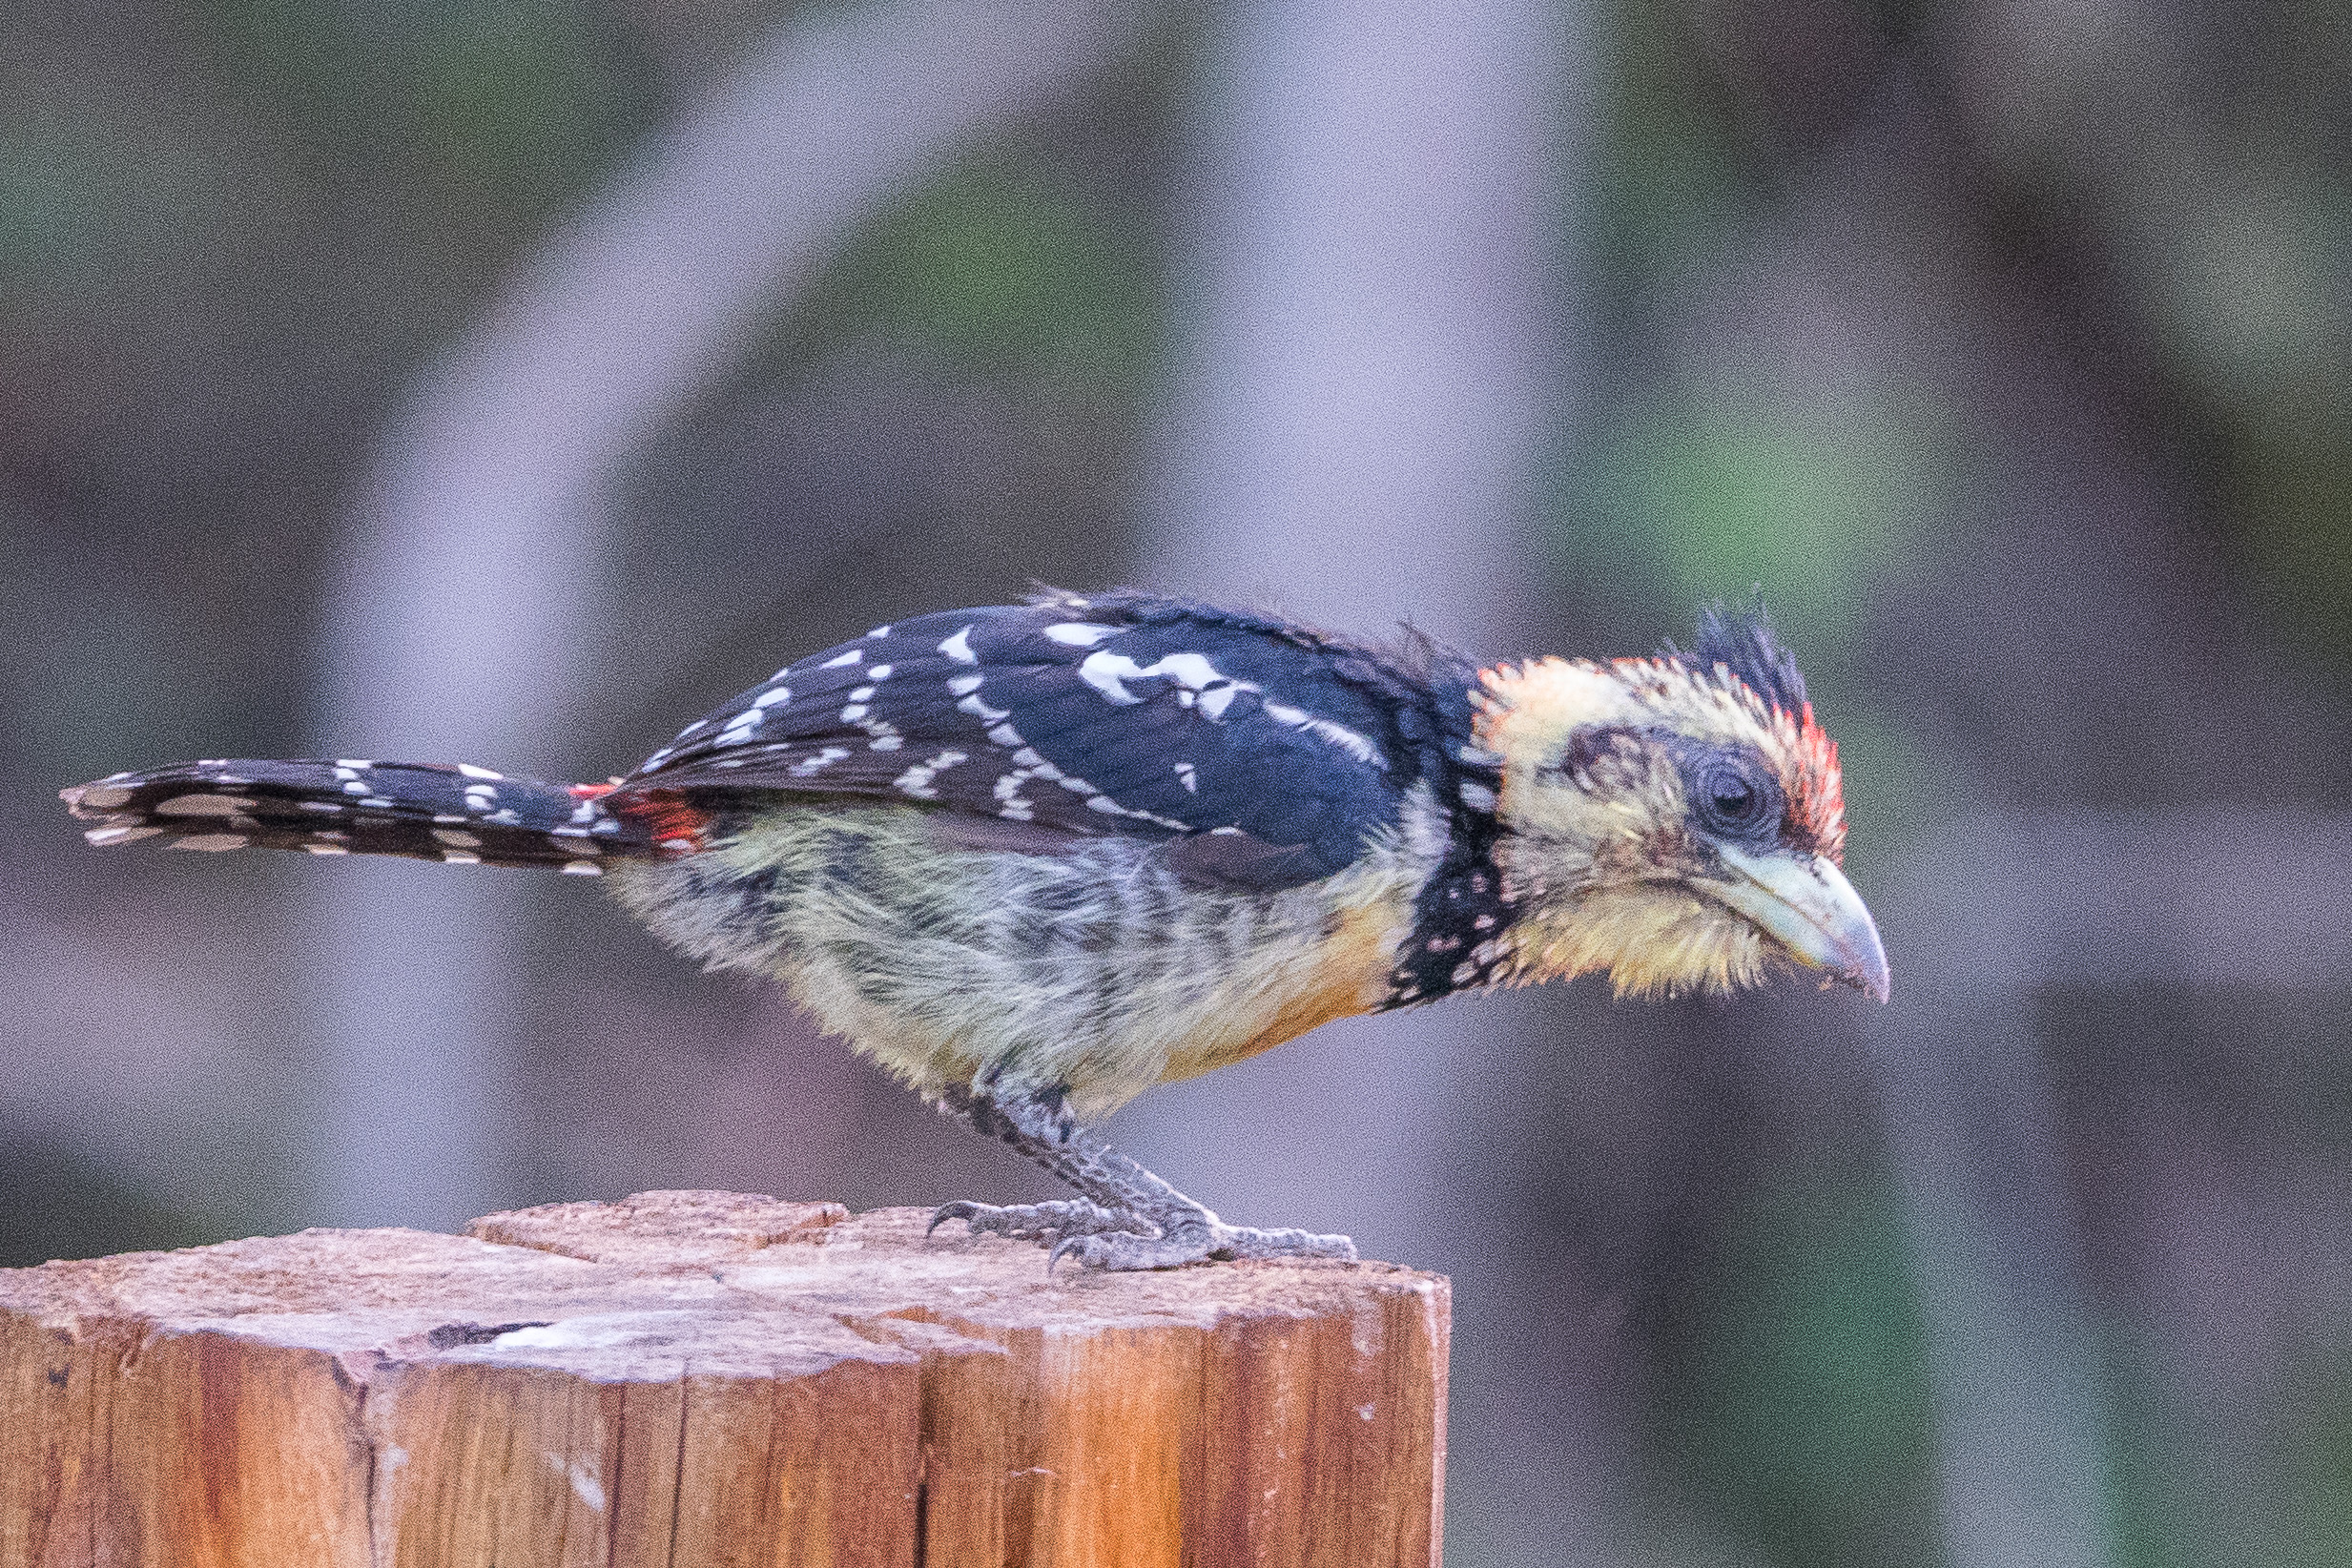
[1690,753,1781,840]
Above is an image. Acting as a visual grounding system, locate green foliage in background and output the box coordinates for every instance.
[0,1142,210,1269]
[777,151,1166,397]
[850,159,1164,387]
[1562,393,1950,649]
[1659,1177,1943,1568]
[207,0,651,233]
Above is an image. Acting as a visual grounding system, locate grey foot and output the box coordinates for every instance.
[928,1197,1148,1244]
[1048,1217,1358,1273]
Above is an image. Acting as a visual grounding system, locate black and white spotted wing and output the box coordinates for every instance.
[614,591,1484,884]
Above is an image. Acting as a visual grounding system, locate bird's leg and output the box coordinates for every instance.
[926,1083,1357,1271]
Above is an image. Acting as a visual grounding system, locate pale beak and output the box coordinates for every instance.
[1700,844,1891,1002]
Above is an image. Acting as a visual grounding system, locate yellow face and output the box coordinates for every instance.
[1473,655,1886,1001]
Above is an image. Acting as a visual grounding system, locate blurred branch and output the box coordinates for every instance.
[306,0,1148,1228]
[1137,3,1575,648]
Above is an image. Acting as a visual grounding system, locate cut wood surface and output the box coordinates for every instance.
[0,1191,1449,1568]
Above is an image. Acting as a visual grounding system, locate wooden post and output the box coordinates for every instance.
[0,1191,1448,1567]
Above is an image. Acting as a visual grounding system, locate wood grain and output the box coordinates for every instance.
[0,1191,1448,1567]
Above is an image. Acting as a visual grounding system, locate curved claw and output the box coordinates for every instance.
[926,1200,980,1238]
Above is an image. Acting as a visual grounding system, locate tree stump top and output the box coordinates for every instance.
[1,1192,1449,1568]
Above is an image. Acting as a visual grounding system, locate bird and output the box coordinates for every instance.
[61,588,1887,1271]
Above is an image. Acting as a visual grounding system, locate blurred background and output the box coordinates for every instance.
[3,0,2347,1562]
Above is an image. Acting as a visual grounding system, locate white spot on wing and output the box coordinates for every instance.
[74,786,133,809]
[893,749,969,799]
[790,746,853,777]
[86,825,164,846]
[562,860,603,876]
[1261,700,1384,766]
[172,834,250,852]
[1077,649,1269,729]
[456,764,503,780]
[946,673,983,696]
[939,627,978,665]
[957,691,1010,723]
[1043,622,1121,647]
[1075,650,1236,706]
[821,649,865,669]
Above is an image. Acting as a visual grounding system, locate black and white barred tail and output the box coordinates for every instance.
[60,759,660,874]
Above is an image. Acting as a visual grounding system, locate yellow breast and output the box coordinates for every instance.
[1153,895,1411,1084]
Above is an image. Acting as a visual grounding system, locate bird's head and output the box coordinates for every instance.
[1474,604,1888,1002]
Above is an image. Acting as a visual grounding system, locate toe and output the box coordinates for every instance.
[1050,1229,1214,1273]
[930,1198,1147,1248]
[1209,1227,1360,1263]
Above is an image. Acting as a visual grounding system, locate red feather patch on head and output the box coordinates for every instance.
[1776,703,1847,863]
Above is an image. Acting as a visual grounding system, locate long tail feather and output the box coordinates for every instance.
[60,759,659,874]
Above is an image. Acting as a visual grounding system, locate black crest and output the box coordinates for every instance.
[1663,598,1808,713]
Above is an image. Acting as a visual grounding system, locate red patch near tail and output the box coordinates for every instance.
[609,787,709,855]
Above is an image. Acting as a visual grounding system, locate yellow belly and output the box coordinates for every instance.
[612,801,1435,1120]
[1153,897,1408,1084]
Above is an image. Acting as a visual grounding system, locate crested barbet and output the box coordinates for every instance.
[64,590,1888,1270]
